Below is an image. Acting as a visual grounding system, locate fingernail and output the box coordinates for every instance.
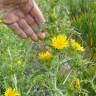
[39,22,47,30]
[31,36,39,41]
[37,33,45,40]
[17,34,27,39]
[22,34,28,39]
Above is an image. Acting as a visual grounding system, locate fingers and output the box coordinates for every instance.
[36,32,45,40]
[3,0,46,41]
[18,19,38,41]
[25,15,45,40]
[3,11,45,41]
[25,15,39,32]
[29,0,45,25]
[8,23,28,39]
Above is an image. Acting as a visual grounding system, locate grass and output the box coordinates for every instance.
[66,0,96,61]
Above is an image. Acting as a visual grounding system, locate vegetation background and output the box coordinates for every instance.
[0,0,96,96]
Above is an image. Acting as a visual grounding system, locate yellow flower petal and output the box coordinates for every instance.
[4,87,20,96]
[0,19,3,24]
[38,51,52,61]
[16,60,22,65]
[74,79,80,90]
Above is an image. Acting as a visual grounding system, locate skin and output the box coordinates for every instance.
[3,0,46,41]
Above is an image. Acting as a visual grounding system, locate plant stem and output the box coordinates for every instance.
[63,70,72,85]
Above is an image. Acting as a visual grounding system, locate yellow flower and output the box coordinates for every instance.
[51,34,69,49]
[4,87,20,96]
[16,60,22,65]
[74,79,80,90]
[0,19,3,24]
[38,51,52,61]
[71,39,85,52]
[89,63,96,69]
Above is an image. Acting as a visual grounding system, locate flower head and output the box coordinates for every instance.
[0,19,3,24]
[51,34,69,49]
[89,63,96,69]
[71,39,85,52]
[16,60,22,65]
[4,87,20,96]
[38,51,52,61]
[74,79,80,90]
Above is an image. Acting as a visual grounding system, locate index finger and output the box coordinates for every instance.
[29,0,45,25]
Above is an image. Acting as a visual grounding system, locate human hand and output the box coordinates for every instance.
[3,0,46,41]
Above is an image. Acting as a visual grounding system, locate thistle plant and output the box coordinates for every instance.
[0,0,96,96]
